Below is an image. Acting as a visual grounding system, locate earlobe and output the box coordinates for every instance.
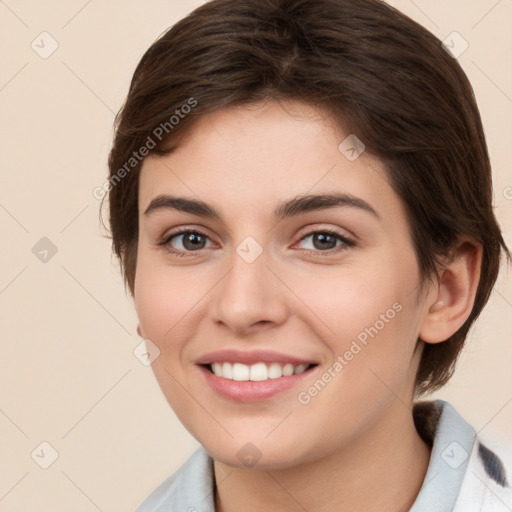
[136,324,143,337]
[419,240,483,344]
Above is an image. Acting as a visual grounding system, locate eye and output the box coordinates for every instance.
[158,227,355,258]
[296,229,355,254]
[159,229,213,256]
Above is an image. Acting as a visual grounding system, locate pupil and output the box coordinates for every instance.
[314,233,335,250]
[184,233,204,250]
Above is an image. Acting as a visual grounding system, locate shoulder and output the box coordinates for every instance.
[476,435,512,488]
[459,431,512,511]
[414,398,512,511]
[135,446,216,512]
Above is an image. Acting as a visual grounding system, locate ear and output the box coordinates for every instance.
[419,239,483,344]
[136,324,143,337]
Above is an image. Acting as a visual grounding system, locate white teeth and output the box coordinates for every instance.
[249,362,268,381]
[232,362,250,381]
[282,363,294,376]
[268,362,283,379]
[222,362,233,379]
[212,362,222,376]
[294,364,308,374]
[208,361,311,381]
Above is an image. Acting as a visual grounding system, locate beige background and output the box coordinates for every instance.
[0,0,511,510]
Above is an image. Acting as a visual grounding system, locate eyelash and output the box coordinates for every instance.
[158,227,356,259]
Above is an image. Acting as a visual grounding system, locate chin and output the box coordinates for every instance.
[197,432,312,471]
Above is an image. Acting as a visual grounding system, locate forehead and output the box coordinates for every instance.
[138,100,399,222]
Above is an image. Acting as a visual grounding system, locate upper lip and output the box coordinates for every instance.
[196,349,317,366]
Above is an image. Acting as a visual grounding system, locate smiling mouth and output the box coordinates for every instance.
[202,362,318,381]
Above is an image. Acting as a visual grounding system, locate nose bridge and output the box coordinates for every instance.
[210,235,288,332]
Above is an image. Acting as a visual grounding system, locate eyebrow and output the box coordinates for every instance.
[143,193,380,220]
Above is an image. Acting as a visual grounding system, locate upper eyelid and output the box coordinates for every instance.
[162,227,214,244]
[161,228,214,248]
[297,227,352,241]
[162,225,352,240]
[295,231,355,250]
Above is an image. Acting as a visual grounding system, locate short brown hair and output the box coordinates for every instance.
[103,0,511,396]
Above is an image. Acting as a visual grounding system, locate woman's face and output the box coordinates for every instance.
[134,100,433,469]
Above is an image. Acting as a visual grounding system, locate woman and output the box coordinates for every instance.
[103,0,512,510]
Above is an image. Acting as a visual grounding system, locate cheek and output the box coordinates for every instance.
[134,269,177,341]
[133,259,204,419]
[291,252,420,393]
[287,258,407,349]
[291,293,420,454]
[134,249,209,341]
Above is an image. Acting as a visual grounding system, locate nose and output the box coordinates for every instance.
[209,243,289,336]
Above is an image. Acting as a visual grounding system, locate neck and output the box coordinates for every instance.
[213,402,431,512]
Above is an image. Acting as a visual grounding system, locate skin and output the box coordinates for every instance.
[134,99,482,512]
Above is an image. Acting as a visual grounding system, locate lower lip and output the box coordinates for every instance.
[198,365,316,402]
